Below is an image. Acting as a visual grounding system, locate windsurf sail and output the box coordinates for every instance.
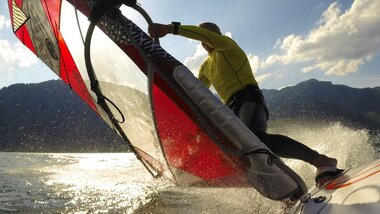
[8,0,308,201]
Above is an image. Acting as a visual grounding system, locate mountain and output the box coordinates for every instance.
[262,79,380,131]
[0,79,379,152]
[0,80,126,152]
[374,87,380,94]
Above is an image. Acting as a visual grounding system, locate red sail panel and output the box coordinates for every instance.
[151,82,244,182]
[40,0,61,29]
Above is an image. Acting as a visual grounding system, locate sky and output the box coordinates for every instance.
[0,0,379,90]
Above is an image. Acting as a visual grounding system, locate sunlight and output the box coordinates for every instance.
[40,153,162,212]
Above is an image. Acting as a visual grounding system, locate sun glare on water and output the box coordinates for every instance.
[40,153,165,213]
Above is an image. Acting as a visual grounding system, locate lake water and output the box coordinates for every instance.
[1,122,379,213]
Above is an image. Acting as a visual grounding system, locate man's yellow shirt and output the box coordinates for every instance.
[177,25,258,103]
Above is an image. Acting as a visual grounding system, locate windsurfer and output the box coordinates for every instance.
[148,22,341,190]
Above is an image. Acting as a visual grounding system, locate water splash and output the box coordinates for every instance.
[269,121,377,186]
[139,121,379,213]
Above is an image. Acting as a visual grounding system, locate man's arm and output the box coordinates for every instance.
[148,23,234,51]
[148,23,173,38]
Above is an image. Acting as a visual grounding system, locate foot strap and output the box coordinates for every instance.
[315,169,344,187]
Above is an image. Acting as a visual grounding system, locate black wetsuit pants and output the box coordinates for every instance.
[227,85,319,165]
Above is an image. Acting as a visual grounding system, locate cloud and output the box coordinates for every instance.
[0,15,36,72]
[0,15,11,30]
[255,73,272,83]
[184,43,208,77]
[247,54,260,73]
[0,15,5,29]
[0,39,38,71]
[247,53,272,83]
[264,0,380,76]
[225,32,232,38]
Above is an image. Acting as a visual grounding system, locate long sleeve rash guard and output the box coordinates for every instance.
[177,25,258,103]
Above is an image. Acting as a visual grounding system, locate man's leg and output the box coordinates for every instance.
[253,132,320,164]
[237,101,340,187]
[236,101,308,200]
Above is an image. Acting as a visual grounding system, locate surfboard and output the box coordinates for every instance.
[288,158,380,214]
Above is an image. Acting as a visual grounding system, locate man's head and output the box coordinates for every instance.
[198,22,221,53]
[198,22,221,34]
